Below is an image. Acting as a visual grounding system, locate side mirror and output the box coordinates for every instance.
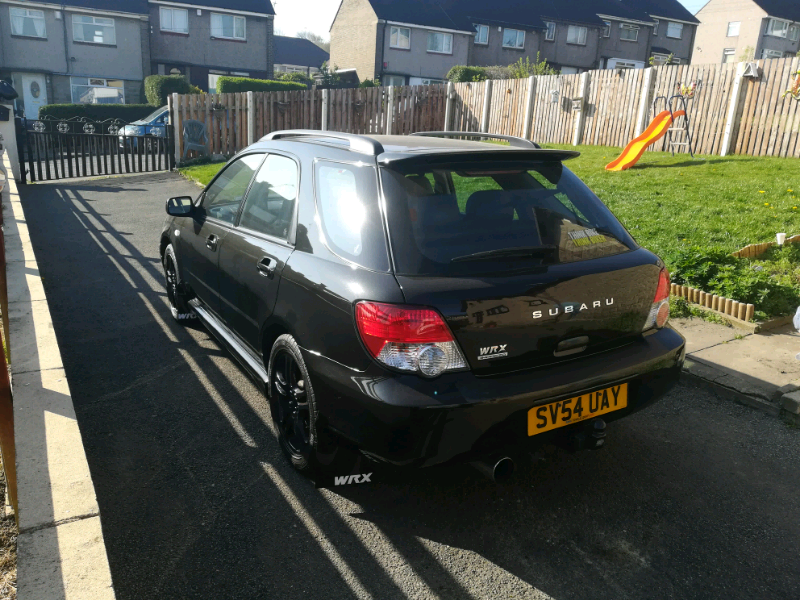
[166,196,194,217]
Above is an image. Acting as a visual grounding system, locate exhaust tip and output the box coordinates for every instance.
[471,456,515,483]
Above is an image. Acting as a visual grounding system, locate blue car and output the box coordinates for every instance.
[119,106,169,149]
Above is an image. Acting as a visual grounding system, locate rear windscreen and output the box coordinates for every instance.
[380,161,636,276]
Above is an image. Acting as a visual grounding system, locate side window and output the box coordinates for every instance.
[239,154,298,239]
[315,161,389,271]
[202,154,264,224]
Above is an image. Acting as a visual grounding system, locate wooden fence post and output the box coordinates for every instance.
[170,92,182,165]
[321,89,329,131]
[572,71,590,146]
[721,61,747,157]
[247,91,255,145]
[522,75,537,140]
[444,81,455,132]
[386,86,395,135]
[635,67,656,137]
[480,80,493,133]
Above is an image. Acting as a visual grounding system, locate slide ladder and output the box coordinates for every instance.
[657,95,695,158]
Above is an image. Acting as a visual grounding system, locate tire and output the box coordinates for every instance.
[268,334,339,475]
[162,243,195,322]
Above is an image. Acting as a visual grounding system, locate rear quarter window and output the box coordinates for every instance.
[314,160,389,272]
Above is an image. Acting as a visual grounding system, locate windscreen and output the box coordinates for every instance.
[380,161,636,276]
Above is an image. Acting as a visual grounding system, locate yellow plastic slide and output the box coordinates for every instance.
[605,110,685,171]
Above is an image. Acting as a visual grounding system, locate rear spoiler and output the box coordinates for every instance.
[378,149,581,167]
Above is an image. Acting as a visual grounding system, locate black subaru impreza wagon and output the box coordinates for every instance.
[161,131,685,480]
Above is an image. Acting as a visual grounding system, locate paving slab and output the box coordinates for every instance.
[7,299,64,375]
[6,260,47,303]
[671,317,739,354]
[17,516,115,600]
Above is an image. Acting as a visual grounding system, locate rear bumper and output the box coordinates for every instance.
[302,326,685,468]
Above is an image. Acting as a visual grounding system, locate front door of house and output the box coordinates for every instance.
[21,74,47,119]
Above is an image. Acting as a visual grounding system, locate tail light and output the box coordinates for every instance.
[355,301,467,377]
[643,268,670,331]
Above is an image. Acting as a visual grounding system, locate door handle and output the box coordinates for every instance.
[257,257,276,278]
[206,234,218,251]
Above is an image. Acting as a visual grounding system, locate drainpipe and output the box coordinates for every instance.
[379,21,387,81]
[62,4,70,74]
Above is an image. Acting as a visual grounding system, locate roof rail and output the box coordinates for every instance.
[410,132,541,149]
[262,130,384,155]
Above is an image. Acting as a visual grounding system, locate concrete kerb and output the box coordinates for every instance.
[2,152,116,597]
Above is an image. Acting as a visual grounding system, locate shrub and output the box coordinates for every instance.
[144,75,199,106]
[37,103,156,122]
[508,54,559,78]
[446,66,487,82]
[277,72,313,86]
[359,78,381,88]
[216,77,306,93]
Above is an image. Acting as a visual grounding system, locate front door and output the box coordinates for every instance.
[179,153,265,317]
[21,73,47,119]
[218,154,298,350]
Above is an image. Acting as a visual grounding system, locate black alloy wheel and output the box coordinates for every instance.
[162,243,194,322]
[272,350,311,458]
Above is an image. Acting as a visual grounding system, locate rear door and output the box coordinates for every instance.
[381,158,662,375]
[218,153,298,351]
[179,153,264,317]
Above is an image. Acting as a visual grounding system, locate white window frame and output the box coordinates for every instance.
[9,7,46,38]
[544,22,555,42]
[566,25,587,45]
[722,48,736,63]
[726,21,740,37]
[72,14,116,45]
[474,24,489,45]
[160,6,188,34]
[790,25,800,42]
[614,60,638,70]
[602,21,611,38]
[390,26,410,49]
[619,23,639,42]
[666,21,683,39]
[211,12,246,41]
[427,31,453,54]
[653,19,659,35]
[766,18,789,38]
[70,77,125,104]
[651,53,680,65]
[502,28,525,49]
[762,48,783,59]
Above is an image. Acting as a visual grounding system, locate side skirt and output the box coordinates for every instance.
[189,299,269,392]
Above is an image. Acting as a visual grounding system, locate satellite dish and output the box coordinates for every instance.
[0,81,18,101]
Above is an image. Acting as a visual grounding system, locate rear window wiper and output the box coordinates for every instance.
[450,245,557,263]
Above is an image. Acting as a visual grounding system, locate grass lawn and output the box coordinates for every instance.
[545,144,800,261]
[178,161,227,187]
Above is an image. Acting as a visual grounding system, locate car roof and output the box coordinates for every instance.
[250,131,580,164]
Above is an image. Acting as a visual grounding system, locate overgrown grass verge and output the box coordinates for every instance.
[177,161,227,187]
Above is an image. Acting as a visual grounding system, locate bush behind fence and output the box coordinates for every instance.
[169,57,800,160]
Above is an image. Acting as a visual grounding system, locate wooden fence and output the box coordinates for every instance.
[170,57,800,161]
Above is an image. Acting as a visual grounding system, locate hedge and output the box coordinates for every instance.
[37,104,157,122]
[216,77,307,93]
[144,75,200,106]
[446,66,488,82]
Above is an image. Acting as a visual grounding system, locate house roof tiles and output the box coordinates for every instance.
[751,0,800,23]
[147,0,275,16]
[274,36,330,69]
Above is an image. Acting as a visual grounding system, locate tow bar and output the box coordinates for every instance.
[558,418,607,452]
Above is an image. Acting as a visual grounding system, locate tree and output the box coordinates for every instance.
[297,30,330,53]
[316,62,342,89]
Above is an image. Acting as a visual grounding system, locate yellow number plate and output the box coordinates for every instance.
[527,384,628,436]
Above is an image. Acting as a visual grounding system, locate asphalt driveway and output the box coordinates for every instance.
[19,172,800,600]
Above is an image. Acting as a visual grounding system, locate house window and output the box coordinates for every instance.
[619,23,639,42]
[666,22,683,39]
[727,21,740,37]
[602,21,611,38]
[474,24,489,45]
[651,53,675,65]
[384,75,406,87]
[73,15,116,45]
[567,25,587,45]
[722,48,736,63]
[544,22,555,41]
[211,13,246,40]
[9,7,46,38]
[790,25,800,42]
[427,32,453,54]
[614,61,638,70]
[653,19,659,35]
[70,77,124,104]
[762,49,783,59]
[503,28,525,49]
[390,26,410,49]
[160,7,188,34]
[766,18,789,38]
